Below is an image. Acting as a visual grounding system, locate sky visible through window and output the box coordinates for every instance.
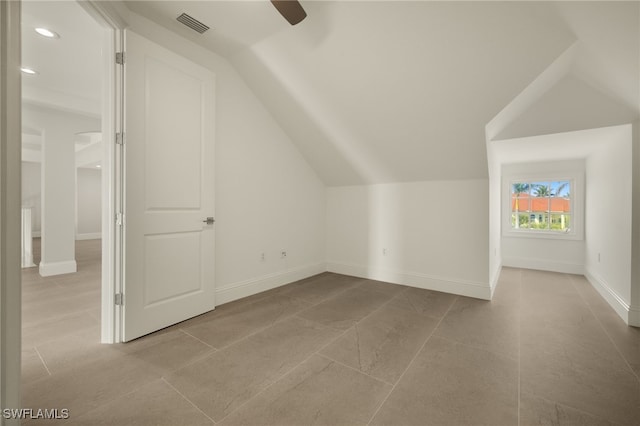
[511,180,571,232]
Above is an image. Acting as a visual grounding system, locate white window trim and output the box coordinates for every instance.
[502,172,584,241]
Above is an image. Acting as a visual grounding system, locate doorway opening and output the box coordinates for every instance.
[20,0,119,386]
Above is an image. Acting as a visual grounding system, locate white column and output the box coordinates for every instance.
[39,125,77,276]
[21,207,35,267]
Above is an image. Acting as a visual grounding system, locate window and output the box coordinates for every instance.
[502,166,584,240]
[510,180,572,233]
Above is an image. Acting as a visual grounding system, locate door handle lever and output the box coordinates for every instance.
[202,217,215,225]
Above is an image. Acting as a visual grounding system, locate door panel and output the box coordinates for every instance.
[123,30,215,341]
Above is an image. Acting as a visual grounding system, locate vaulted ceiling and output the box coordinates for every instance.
[24,1,640,185]
[125,1,639,185]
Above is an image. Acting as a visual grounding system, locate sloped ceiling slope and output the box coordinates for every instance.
[125,1,600,185]
[495,75,639,141]
[231,2,577,185]
[491,1,640,143]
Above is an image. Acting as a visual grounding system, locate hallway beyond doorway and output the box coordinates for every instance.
[22,238,101,384]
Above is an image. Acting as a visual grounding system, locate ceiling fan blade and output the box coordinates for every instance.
[271,0,307,25]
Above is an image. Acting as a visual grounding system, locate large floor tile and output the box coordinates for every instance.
[166,316,340,421]
[22,354,159,417]
[277,272,363,304]
[370,336,518,426]
[297,286,392,330]
[21,348,49,385]
[182,295,311,348]
[520,337,640,425]
[220,354,391,426]
[119,329,215,375]
[35,328,122,374]
[354,279,406,297]
[320,303,438,384]
[570,275,640,376]
[519,392,618,426]
[67,379,213,426]
[521,313,631,375]
[388,287,457,319]
[22,310,99,348]
[434,296,519,360]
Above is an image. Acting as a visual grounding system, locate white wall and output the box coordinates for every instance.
[127,13,326,305]
[21,161,41,235]
[76,167,102,239]
[501,159,586,274]
[585,126,633,321]
[327,180,491,299]
[631,121,640,326]
[22,103,100,276]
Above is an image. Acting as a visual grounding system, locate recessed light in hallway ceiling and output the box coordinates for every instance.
[21,67,38,75]
[35,27,59,39]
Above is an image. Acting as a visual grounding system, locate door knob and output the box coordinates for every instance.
[202,217,215,225]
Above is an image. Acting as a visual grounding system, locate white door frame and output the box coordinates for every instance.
[0,0,24,421]
[78,0,127,343]
[0,0,126,414]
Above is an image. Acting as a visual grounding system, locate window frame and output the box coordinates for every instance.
[502,172,584,241]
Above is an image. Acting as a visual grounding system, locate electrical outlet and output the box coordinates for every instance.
[261,252,265,262]
[382,248,387,256]
[281,250,287,259]
[598,253,601,262]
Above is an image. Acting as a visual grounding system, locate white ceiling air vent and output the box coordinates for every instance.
[176,13,210,34]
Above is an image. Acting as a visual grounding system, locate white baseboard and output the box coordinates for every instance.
[39,260,77,277]
[629,307,640,327]
[584,268,631,325]
[215,262,326,306]
[502,256,584,275]
[76,233,102,241]
[326,261,492,300]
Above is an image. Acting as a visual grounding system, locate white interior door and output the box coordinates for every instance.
[123,30,215,342]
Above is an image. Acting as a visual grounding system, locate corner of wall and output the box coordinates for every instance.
[631,120,640,326]
[215,262,326,305]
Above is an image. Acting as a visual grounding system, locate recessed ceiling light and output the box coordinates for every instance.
[35,27,59,38]
[95,165,102,168]
[20,67,38,75]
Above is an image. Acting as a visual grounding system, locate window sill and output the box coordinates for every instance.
[502,230,583,241]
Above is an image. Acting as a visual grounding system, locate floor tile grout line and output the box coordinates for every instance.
[213,325,356,425]
[284,278,368,307]
[179,328,216,349]
[212,307,311,352]
[213,285,405,425]
[567,274,640,385]
[161,346,218,377]
[182,297,316,354]
[429,334,519,363]
[33,346,52,376]
[315,352,394,387]
[522,271,636,424]
[162,377,217,425]
[520,388,626,426]
[174,280,372,376]
[365,294,460,426]
[67,380,155,423]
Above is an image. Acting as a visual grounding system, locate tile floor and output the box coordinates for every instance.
[21,241,640,425]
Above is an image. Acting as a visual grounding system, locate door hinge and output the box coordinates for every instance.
[116,132,124,146]
[115,293,124,306]
[116,212,123,226]
[116,52,125,65]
